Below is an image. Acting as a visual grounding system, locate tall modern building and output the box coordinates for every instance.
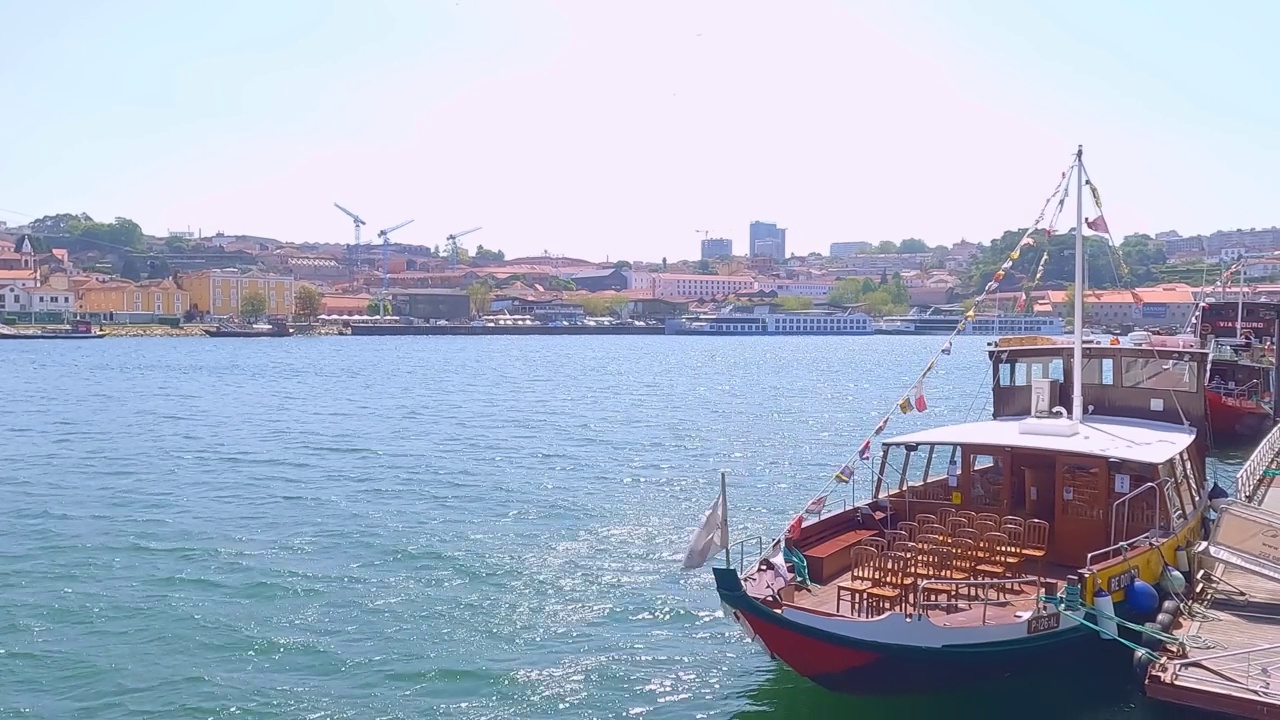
[700,237,733,259]
[749,221,786,259]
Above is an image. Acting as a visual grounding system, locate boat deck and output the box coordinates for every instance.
[785,561,1072,628]
[1145,429,1280,719]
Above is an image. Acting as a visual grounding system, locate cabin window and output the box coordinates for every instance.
[997,357,1065,387]
[905,444,958,502]
[969,452,1006,509]
[1082,357,1115,385]
[1120,358,1199,392]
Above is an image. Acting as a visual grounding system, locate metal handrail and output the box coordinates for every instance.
[1084,530,1158,570]
[915,575,1045,626]
[1165,642,1280,667]
[814,499,849,520]
[729,536,764,574]
[1237,422,1280,503]
[1110,478,1167,545]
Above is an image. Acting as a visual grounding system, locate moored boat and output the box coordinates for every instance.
[1194,300,1278,442]
[201,317,294,338]
[695,147,1214,695]
[0,319,105,340]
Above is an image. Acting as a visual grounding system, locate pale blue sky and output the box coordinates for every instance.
[2,0,1277,261]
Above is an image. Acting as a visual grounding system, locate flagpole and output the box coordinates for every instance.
[720,471,731,569]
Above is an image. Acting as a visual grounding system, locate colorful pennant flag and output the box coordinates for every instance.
[873,417,888,436]
[857,438,872,460]
[914,382,928,412]
[898,396,912,414]
[804,494,829,515]
[941,340,952,356]
[1086,215,1109,234]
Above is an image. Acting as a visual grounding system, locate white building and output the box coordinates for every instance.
[0,284,75,313]
[651,273,756,298]
[829,241,872,258]
[756,278,836,297]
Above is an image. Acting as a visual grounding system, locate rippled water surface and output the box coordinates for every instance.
[0,336,1235,719]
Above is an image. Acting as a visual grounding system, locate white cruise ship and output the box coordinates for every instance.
[875,306,1064,336]
[665,310,874,336]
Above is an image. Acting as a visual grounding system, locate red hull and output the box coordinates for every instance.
[1206,391,1273,440]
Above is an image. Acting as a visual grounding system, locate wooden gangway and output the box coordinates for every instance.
[1145,422,1280,718]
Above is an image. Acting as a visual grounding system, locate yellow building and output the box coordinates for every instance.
[181,269,295,317]
[77,278,189,315]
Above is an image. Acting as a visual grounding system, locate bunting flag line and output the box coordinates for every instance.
[804,494,829,515]
[1085,215,1109,234]
[773,154,1079,570]
[808,154,1080,520]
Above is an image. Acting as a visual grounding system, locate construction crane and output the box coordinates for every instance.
[696,230,710,240]
[447,226,482,269]
[334,203,367,284]
[376,218,415,315]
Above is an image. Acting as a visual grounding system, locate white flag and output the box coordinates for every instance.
[681,489,727,570]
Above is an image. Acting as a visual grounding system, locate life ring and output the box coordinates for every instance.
[1200,323,1211,336]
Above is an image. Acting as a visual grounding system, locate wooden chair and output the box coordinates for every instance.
[918,546,966,613]
[950,537,980,603]
[916,513,940,529]
[957,510,978,525]
[1023,519,1050,579]
[897,521,921,543]
[974,520,998,537]
[946,517,969,537]
[977,532,1012,598]
[893,540,919,557]
[916,533,943,549]
[885,530,909,548]
[954,528,980,546]
[859,537,888,553]
[1000,516,1026,534]
[976,512,1001,527]
[921,523,948,540]
[866,551,910,615]
[938,506,957,527]
[836,545,879,616]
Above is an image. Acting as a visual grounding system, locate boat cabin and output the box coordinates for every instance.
[760,338,1208,628]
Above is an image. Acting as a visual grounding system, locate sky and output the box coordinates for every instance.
[2,0,1278,261]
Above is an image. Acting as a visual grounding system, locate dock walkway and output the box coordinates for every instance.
[1144,424,1280,718]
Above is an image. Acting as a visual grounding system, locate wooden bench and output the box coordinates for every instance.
[802,527,879,584]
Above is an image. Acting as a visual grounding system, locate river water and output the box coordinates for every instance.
[0,335,1233,719]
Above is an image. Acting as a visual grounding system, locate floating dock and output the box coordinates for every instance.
[348,324,665,336]
[1144,425,1280,718]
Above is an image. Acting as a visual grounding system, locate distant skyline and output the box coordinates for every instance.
[2,0,1279,260]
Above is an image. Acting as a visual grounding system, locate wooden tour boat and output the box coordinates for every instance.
[0,319,105,340]
[694,147,1216,695]
[1196,300,1278,442]
[201,317,294,338]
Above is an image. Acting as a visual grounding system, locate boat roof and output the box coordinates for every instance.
[882,415,1196,465]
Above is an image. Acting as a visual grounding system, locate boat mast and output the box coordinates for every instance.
[1072,145,1085,423]
[1237,258,1245,339]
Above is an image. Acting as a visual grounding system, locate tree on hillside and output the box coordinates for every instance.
[145,257,170,280]
[473,245,505,262]
[613,260,632,270]
[295,285,322,321]
[696,258,716,275]
[777,296,813,311]
[29,213,92,236]
[1119,234,1166,284]
[828,278,863,306]
[70,217,146,252]
[121,255,143,281]
[860,277,877,295]
[241,288,268,320]
[366,298,392,316]
[549,276,577,291]
[898,238,929,254]
[466,280,493,316]
[874,240,898,254]
[661,256,668,271]
[965,228,1125,291]
[578,294,628,317]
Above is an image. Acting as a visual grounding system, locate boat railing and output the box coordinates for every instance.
[1084,529,1162,570]
[1157,642,1280,696]
[914,575,1044,626]
[729,536,765,575]
[1236,421,1280,503]
[1109,478,1167,546]
[812,499,848,520]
